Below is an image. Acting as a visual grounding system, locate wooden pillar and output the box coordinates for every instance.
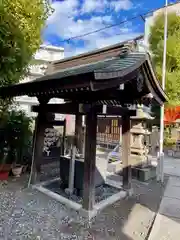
[82,106,97,211]
[122,114,131,190]
[75,114,83,153]
[31,111,47,184]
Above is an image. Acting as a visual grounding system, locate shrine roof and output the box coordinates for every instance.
[0,37,167,106]
[33,52,146,83]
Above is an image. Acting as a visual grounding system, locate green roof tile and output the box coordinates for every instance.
[34,52,147,82]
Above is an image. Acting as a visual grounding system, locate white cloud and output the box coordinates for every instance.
[44,0,141,57]
[80,0,133,13]
[48,0,79,24]
[81,0,108,13]
[111,0,133,11]
[46,2,115,39]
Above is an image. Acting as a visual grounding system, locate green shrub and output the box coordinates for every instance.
[164,137,176,148]
[0,110,33,165]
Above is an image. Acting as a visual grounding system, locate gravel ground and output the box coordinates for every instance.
[39,161,60,182]
[44,180,119,204]
[0,175,168,240]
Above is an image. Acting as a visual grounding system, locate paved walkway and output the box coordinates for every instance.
[150,155,180,177]
[148,176,180,240]
[164,155,180,177]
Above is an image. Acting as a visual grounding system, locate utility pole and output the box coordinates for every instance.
[158,0,168,183]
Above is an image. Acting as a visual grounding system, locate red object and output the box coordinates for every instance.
[164,106,180,124]
[0,171,9,180]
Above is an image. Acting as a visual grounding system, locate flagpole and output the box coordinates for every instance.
[158,0,168,183]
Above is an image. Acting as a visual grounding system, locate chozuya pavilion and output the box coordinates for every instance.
[0,37,166,218]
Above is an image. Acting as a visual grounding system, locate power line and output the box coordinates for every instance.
[56,2,177,44]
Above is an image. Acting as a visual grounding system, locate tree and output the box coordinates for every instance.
[0,0,52,87]
[149,12,180,106]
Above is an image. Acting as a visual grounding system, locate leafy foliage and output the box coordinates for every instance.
[0,110,33,165]
[149,12,180,106]
[0,0,52,87]
[164,137,176,148]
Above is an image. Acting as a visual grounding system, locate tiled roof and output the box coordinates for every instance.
[33,52,146,83]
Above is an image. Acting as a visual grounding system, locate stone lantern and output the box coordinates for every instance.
[130,105,154,168]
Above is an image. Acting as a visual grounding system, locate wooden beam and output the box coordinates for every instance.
[32,102,79,115]
[82,105,97,211]
[105,106,135,116]
[31,103,136,116]
[122,115,132,190]
[31,111,46,183]
[45,120,66,126]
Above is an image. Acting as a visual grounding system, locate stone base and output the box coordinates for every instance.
[132,166,156,182]
[130,154,147,167]
[33,178,127,220]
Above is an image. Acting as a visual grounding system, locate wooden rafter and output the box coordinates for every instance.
[31,103,136,116]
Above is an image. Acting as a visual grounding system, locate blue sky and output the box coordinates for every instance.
[43,0,178,56]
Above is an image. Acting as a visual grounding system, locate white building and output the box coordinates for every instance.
[144,2,180,50]
[15,45,64,119]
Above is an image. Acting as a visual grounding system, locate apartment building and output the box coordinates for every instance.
[15,45,64,119]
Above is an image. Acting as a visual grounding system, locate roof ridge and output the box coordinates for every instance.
[52,36,142,65]
[46,49,130,76]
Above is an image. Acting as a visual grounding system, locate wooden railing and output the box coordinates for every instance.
[97,117,121,148]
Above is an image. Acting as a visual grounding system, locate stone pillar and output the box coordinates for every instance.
[122,115,131,190]
[62,119,66,155]
[150,126,159,156]
[82,105,97,211]
[75,114,83,154]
